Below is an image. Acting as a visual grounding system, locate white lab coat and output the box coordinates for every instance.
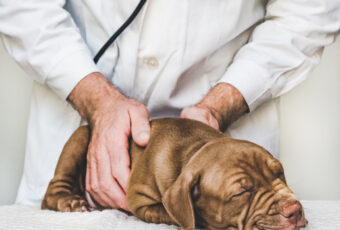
[0,0,339,206]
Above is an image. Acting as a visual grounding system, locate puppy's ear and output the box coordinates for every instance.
[266,158,287,183]
[162,169,199,230]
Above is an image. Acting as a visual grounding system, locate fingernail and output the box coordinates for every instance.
[139,132,149,142]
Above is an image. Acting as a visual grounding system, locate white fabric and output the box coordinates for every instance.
[0,201,339,230]
[0,0,339,206]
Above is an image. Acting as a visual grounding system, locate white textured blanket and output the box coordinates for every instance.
[0,201,339,230]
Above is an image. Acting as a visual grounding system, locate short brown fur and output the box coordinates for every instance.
[42,118,307,230]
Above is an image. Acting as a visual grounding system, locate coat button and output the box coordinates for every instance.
[144,57,159,69]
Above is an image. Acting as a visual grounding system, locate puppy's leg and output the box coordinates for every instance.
[134,203,175,225]
[127,188,176,225]
[42,126,90,212]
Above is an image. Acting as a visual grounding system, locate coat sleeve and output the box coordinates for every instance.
[0,0,98,99]
[218,0,340,112]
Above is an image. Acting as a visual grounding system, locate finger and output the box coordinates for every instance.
[86,153,110,208]
[109,133,131,193]
[89,152,128,209]
[110,179,129,211]
[208,115,219,130]
[129,105,150,146]
[181,106,219,129]
[180,107,207,123]
[87,159,128,210]
[85,165,96,208]
[192,115,210,126]
[96,152,129,210]
[180,106,198,119]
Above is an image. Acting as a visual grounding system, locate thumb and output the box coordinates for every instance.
[129,105,151,146]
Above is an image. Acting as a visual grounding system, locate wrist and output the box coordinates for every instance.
[68,72,123,125]
[198,83,248,131]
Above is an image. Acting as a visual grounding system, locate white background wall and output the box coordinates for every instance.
[280,39,340,200]
[0,39,339,205]
[0,42,33,205]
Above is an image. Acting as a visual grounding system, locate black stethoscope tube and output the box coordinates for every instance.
[93,0,147,64]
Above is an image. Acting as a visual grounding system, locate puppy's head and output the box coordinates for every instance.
[162,138,308,230]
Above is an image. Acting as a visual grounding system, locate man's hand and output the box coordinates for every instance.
[181,83,248,131]
[68,72,150,210]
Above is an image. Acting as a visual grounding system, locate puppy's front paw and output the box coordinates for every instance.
[42,194,89,212]
[58,195,89,212]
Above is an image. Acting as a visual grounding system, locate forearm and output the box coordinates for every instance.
[198,83,248,131]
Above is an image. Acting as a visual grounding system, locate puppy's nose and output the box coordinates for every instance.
[281,201,301,219]
[279,200,307,227]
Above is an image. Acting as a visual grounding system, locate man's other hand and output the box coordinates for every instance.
[68,72,150,210]
[181,83,248,131]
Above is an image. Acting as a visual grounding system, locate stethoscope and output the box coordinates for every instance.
[93,0,147,64]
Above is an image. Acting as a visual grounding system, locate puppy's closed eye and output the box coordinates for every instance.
[230,178,254,199]
[231,188,252,200]
[230,178,254,200]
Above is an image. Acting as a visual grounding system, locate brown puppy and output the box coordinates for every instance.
[42,118,308,230]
